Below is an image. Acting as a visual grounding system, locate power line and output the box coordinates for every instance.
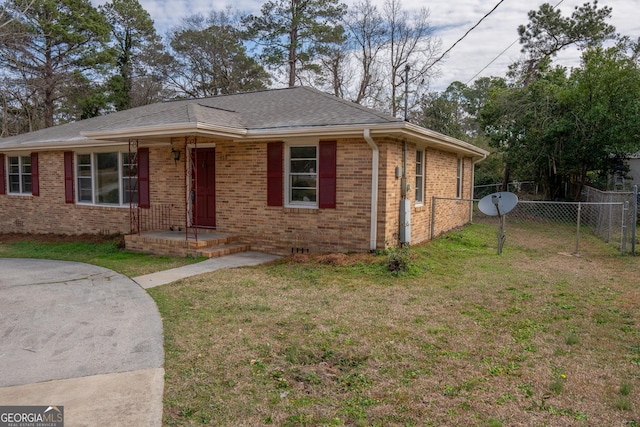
[428,0,507,71]
[465,39,519,84]
[464,0,567,85]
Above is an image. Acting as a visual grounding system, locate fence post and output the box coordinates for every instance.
[430,196,437,240]
[622,201,629,255]
[575,202,581,254]
[608,193,613,243]
[633,185,638,255]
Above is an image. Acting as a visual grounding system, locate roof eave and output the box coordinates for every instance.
[0,138,131,152]
[242,122,489,158]
[401,122,490,159]
[82,122,248,141]
[1,121,489,160]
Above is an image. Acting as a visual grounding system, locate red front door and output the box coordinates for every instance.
[192,148,216,227]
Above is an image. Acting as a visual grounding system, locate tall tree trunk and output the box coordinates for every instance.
[44,39,54,128]
[288,7,297,88]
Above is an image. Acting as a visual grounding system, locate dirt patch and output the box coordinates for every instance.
[280,252,379,267]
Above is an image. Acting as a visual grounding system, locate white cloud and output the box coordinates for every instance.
[91,0,639,90]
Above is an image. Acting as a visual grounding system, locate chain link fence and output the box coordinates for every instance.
[431,193,635,255]
[474,181,540,199]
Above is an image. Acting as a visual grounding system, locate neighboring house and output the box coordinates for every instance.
[622,154,640,190]
[0,87,488,256]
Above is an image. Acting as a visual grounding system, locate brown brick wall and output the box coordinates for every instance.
[214,138,374,254]
[0,151,130,235]
[0,137,477,254]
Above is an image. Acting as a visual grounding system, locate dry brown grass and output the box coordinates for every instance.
[150,222,640,426]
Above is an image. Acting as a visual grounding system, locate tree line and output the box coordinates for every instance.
[416,2,640,198]
[1,0,639,198]
[0,0,439,134]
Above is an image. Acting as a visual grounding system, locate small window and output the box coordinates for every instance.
[288,145,317,206]
[415,150,424,205]
[456,158,463,198]
[7,155,31,194]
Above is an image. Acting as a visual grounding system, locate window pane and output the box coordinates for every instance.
[291,175,317,188]
[290,146,316,159]
[77,154,92,202]
[291,159,316,173]
[415,151,423,203]
[456,159,462,198]
[122,152,138,176]
[9,175,19,193]
[96,152,120,204]
[21,156,31,174]
[22,175,32,193]
[78,177,92,202]
[291,189,317,202]
[123,177,138,204]
[8,157,19,174]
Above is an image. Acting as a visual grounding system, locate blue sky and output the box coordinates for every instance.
[92,0,639,91]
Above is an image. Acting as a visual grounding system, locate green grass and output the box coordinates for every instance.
[0,235,202,277]
[149,222,640,426]
[2,224,639,425]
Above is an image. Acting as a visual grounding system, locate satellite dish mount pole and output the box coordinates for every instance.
[492,194,506,255]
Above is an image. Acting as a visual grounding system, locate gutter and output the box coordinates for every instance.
[470,151,489,221]
[364,129,379,252]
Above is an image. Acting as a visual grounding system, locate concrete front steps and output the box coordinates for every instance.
[125,230,250,258]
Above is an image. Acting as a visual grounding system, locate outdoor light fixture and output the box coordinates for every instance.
[171,147,181,164]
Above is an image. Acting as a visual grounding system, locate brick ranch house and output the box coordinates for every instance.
[0,87,488,256]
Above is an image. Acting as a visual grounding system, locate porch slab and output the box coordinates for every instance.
[125,230,249,258]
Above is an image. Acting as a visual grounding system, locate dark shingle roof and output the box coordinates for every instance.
[0,86,489,158]
[0,87,401,148]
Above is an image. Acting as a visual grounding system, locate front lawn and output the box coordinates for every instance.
[149,223,640,426]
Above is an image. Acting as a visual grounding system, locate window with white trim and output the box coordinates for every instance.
[415,150,424,205]
[456,158,463,198]
[7,155,31,194]
[287,144,317,207]
[76,151,136,205]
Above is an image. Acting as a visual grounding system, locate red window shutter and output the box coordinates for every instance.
[267,142,283,206]
[30,152,39,196]
[318,141,337,209]
[64,152,74,203]
[0,154,5,195]
[138,147,150,208]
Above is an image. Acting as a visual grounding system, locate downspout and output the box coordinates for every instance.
[364,129,379,252]
[470,152,488,221]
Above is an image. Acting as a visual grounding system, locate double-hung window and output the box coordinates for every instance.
[268,141,335,209]
[288,145,318,206]
[76,151,136,205]
[415,150,424,205]
[7,155,31,194]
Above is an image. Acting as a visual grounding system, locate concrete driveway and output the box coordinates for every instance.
[0,259,164,426]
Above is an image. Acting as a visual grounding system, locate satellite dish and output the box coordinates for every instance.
[478,192,518,216]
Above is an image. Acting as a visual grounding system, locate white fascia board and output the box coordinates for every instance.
[241,122,489,159]
[82,122,247,140]
[397,122,489,159]
[0,138,130,152]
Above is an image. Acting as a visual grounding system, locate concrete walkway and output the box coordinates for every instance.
[0,252,279,426]
[133,251,281,288]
